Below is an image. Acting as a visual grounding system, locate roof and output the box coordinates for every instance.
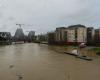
[68,24,86,29]
[56,27,67,29]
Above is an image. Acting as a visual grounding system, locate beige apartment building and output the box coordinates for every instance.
[67,24,87,44]
[55,25,87,44]
[77,27,87,43]
[67,29,75,42]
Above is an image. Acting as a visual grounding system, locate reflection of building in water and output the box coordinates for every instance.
[0,32,11,44]
[14,27,25,41]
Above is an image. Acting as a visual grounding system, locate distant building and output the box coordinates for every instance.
[28,31,35,42]
[36,34,48,42]
[14,27,25,41]
[67,24,87,44]
[0,32,11,44]
[94,29,100,43]
[87,27,95,44]
[47,32,55,44]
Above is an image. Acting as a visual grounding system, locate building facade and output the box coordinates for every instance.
[55,27,68,44]
[47,24,100,45]
[67,29,75,43]
[87,27,95,44]
[94,29,100,43]
[67,24,87,44]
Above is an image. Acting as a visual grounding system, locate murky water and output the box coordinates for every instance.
[0,43,100,80]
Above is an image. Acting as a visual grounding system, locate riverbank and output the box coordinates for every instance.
[91,47,100,52]
[48,45,98,57]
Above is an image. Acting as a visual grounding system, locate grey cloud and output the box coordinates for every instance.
[0,0,100,35]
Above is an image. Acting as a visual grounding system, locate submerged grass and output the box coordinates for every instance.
[92,47,100,52]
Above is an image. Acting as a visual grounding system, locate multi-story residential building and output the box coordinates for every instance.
[67,24,87,44]
[55,27,68,44]
[67,29,75,43]
[87,27,95,44]
[50,24,100,45]
[94,29,100,43]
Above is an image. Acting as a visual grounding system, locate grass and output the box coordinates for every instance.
[91,47,100,52]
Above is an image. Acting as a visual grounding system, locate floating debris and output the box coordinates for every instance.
[16,74,23,80]
[9,65,14,69]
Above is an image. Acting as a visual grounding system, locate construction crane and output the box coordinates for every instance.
[16,24,35,28]
[16,24,24,28]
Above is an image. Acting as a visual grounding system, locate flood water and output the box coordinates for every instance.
[0,43,100,80]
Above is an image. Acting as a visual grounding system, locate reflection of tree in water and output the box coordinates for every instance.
[9,65,23,80]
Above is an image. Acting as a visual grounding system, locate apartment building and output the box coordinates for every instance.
[55,27,68,43]
[67,29,75,43]
[94,29,100,43]
[87,27,95,44]
[67,24,87,44]
[47,32,55,44]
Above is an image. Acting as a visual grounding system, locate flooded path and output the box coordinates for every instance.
[0,43,100,80]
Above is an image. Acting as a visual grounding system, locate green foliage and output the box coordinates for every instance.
[92,47,100,52]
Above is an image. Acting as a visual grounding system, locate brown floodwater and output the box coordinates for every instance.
[0,43,100,80]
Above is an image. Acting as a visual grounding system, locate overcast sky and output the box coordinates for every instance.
[0,0,100,35]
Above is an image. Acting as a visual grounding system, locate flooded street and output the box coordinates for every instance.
[0,43,100,80]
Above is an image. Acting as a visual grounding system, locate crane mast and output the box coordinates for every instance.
[16,24,24,28]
